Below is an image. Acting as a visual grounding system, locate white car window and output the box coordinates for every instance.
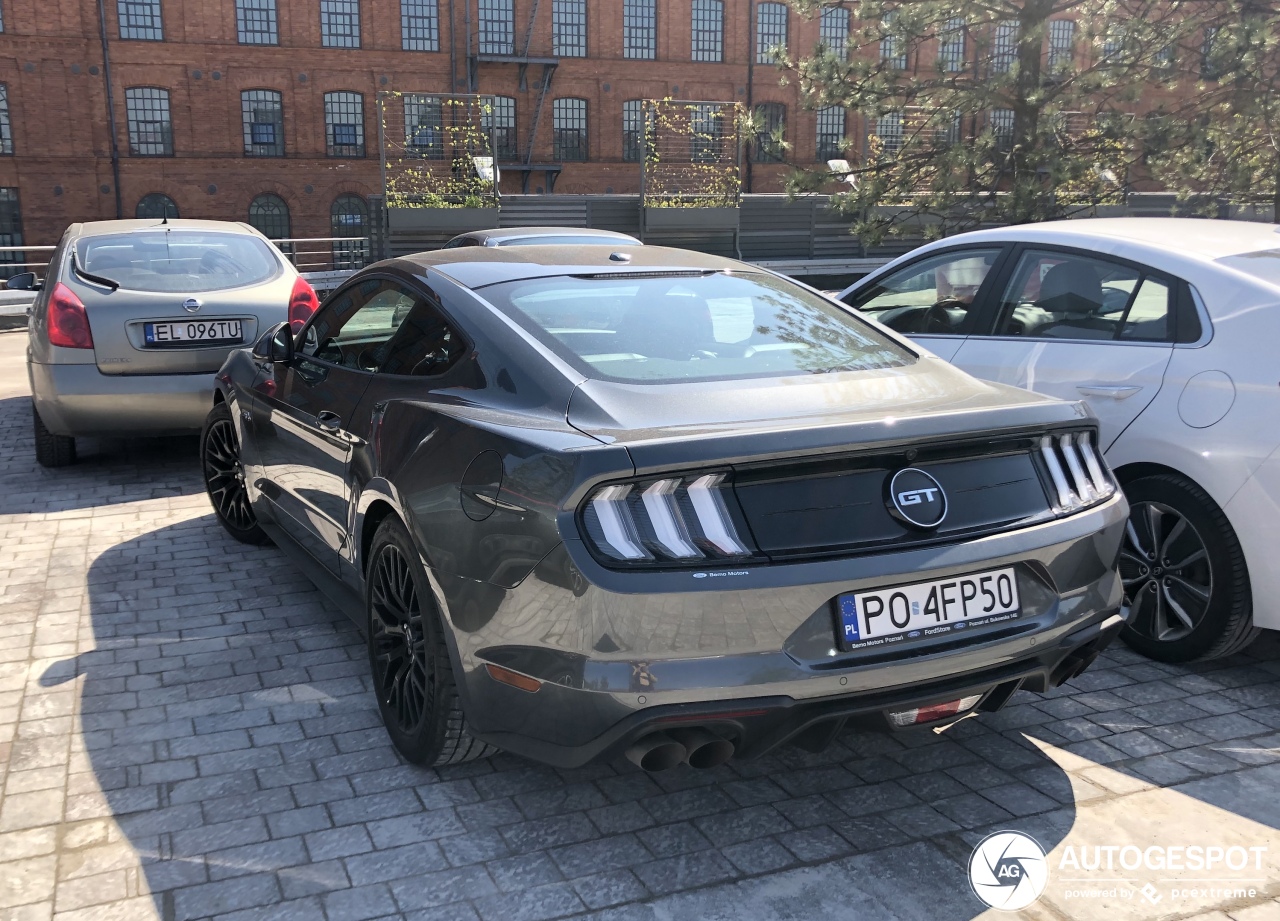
[845,249,1002,335]
[991,250,1172,342]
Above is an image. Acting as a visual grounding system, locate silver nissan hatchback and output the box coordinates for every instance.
[21,219,319,466]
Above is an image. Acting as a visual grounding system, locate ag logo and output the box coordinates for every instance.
[886,467,948,529]
[968,830,1048,911]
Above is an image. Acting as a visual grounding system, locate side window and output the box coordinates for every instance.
[300,277,418,372]
[844,248,1003,335]
[992,249,1172,342]
[376,293,467,377]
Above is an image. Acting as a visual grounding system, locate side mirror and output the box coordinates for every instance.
[5,272,39,291]
[266,322,294,364]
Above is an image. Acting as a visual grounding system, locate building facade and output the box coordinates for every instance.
[0,0,854,246]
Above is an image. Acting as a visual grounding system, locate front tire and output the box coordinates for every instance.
[1119,474,1257,662]
[366,517,496,767]
[32,402,75,468]
[201,402,269,545]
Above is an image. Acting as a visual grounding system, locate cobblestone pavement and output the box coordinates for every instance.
[3,334,1280,921]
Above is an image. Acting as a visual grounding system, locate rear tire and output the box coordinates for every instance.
[1119,474,1257,662]
[366,517,496,767]
[32,402,75,468]
[201,402,270,545]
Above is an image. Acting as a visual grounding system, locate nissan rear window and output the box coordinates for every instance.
[480,271,915,383]
[75,231,282,293]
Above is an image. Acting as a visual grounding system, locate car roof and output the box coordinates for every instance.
[71,218,261,238]
[394,244,745,288]
[461,227,640,243]
[949,218,1280,261]
[857,217,1280,300]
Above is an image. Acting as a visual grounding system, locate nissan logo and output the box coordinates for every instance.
[182,298,202,313]
[887,467,948,530]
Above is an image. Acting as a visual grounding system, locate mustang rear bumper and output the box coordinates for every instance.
[441,492,1129,768]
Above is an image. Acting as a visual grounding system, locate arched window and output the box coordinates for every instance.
[136,192,178,219]
[248,193,290,239]
[330,194,369,269]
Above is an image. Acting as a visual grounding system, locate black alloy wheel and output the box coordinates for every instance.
[366,517,495,766]
[1119,474,1257,662]
[201,403,269,545]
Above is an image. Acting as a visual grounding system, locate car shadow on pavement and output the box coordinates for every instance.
[42,513,1101,921]
[0,396,204,514]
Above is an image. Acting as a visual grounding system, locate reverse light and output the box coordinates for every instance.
[1039,431,1116,514]
[47,282,94,349]
[889,694,983,727]
[289,276,319,332]
[582,473,754,565]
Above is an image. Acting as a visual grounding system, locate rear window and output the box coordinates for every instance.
[480,271,914,383]
[75,231,282,293]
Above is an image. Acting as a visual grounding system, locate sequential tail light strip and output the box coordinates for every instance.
[1038,432,1116,514]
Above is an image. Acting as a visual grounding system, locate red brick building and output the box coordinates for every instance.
[0,0,852,247]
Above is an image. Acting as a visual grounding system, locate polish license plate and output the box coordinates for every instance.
[144,319,243,345]
[837,567,1021,651]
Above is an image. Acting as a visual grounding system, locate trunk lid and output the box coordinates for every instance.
[566,355,1089,470]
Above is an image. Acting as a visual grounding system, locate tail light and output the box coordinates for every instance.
[1039,431,1116,514]
[289,276,319,332]
[581,472,756,565]
[47,283,94,349]
[888,694,983,727]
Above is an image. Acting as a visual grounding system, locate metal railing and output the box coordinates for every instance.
[0,245,56,276]
[271,236,371,273]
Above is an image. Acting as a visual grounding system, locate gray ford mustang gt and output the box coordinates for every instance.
[202,244,1129,771]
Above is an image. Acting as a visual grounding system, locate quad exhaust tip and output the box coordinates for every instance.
[625,728,736,772]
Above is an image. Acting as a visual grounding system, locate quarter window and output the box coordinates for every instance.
[242,90,284,157]
[691,0,723,62]
[301,278,465,377]
[125,88,173,156]
[248,193,290,239]
[478,0,513,55]
[623,0,656,60]
[401,0,439,51]
[553,98,587,161]
[992,250,1174,342]
[118,0,163,40]
[320,0,360,48]
[325,92,365,157]
[756,2,787,64]
[552,0,586,57]
[236,0,278,44]
[846,248,1003,335]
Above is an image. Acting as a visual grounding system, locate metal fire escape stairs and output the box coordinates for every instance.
[467,0,562,193]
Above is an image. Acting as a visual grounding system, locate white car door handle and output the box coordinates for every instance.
[1077,385,1142,400]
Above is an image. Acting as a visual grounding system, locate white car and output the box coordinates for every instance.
[838,218,1280,662]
